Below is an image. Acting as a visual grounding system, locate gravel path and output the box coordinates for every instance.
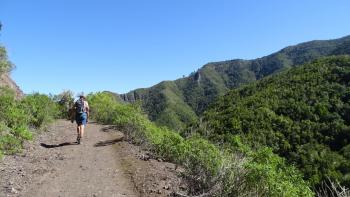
[0,120,186,197]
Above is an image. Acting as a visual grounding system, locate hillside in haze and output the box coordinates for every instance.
[196,56,350,188]
[120,35,350,130]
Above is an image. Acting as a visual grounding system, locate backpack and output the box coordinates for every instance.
[75,99,85,114]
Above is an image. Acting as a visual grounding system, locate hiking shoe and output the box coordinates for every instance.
[77,136,81,144]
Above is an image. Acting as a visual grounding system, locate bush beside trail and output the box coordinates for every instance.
[0,88,59,158]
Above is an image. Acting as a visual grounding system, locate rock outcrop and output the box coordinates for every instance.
[0,72,23,98]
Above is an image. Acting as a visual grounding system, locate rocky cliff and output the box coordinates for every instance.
[0,72,23,98]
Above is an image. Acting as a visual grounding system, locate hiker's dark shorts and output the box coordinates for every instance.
[76,112,87,126]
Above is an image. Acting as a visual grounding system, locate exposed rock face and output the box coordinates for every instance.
[0,73,24,98]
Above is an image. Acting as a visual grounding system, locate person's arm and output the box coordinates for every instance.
[87,111,89,122]
[85,101,90,122]
[70,103,76,123]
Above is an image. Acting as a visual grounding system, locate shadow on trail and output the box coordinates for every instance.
[100,125,119,132]
[40,142,78,148]
[94,137,123,147]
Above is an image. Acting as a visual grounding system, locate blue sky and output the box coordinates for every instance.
[0,0,350,95]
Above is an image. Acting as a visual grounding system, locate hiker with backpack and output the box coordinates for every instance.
[72,94,89,144]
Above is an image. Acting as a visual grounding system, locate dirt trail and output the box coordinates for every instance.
[0,120,184,197]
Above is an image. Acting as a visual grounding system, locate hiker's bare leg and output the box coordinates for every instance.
[77,125,82,138]
[80,125,85,138]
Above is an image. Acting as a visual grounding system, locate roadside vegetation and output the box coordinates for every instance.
[0,88,59,158]
[87,91,313,196]
[0,46,59,158]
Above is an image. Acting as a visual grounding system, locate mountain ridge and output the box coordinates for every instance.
[118,35,350,130]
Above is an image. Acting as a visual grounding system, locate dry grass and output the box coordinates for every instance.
[317,178,350,197]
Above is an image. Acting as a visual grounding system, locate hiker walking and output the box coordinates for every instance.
[73,94,89,144]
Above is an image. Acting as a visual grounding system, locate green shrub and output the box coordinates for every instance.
[0,134,22,155]
[21,93,59,128]
[11,125,32,140]
[181,137,223,194]
[87,92,120,124]
[0,89,59,156]
[245,147,313,196]
[0,88,29,128]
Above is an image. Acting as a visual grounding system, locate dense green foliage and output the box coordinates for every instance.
[121,36,350,130]
[22,93,59,127]
[195,56,350,188]
[88,92,313,196]
[0,88,59,158]
[0,88,32,157]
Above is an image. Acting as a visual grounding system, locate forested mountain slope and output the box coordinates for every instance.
[197,56,350,188]
[121,35,350,130]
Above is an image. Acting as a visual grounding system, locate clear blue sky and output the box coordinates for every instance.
[1,0,349,95]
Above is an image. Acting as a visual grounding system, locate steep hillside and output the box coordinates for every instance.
[0,46,23,98]
[121,35,350,130]
[0,73,23,98]
[120,81,198,130]
[197,56,350,188]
